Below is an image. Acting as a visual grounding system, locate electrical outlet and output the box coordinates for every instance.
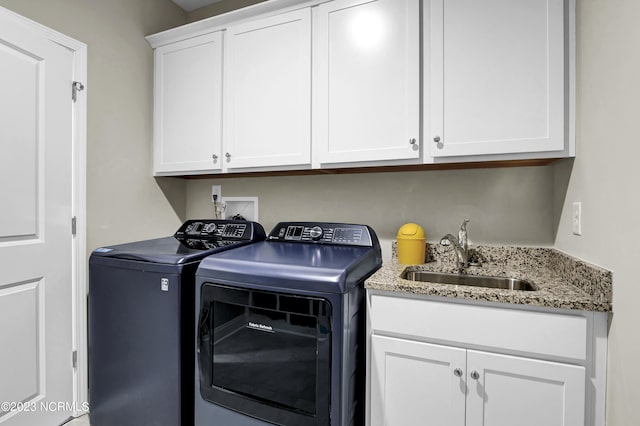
[572,202,582,236]
[211,185,222,203]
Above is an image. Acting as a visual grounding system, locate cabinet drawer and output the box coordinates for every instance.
[369,293,588,360]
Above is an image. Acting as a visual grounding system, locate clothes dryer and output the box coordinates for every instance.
[195,222,382,426]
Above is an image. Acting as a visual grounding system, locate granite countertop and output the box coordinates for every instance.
[365,244,612,312]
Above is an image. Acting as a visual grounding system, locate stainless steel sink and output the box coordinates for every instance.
[403,270,538,291]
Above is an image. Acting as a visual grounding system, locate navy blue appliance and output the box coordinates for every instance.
[89,219,265,426]
[195,222,382,426]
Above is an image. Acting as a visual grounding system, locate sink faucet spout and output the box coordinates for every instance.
[441,219,471,273]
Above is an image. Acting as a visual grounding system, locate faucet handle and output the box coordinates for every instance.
[440,234,457,246]
[458,219,470,252]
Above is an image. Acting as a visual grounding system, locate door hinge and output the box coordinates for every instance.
[72,81,85,102]
[71,216,77,236]
[72,350,78,369]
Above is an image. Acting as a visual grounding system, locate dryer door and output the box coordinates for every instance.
[198,283,331,425]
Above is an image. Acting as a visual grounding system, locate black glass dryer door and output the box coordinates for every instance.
[198,284,331,426]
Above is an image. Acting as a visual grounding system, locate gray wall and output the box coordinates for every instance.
[187,0,267,22]
[0,0,189,252]
[186,166,556,260]
[553,1,640,423]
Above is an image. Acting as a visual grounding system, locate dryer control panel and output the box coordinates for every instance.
[267,222,377,247]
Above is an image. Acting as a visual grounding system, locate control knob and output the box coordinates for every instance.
[203,223,217,234]
[309,226,324,240]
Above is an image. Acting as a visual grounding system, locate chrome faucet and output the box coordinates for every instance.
[441,219,470,273]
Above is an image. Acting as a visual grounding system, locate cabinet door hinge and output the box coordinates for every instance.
[72,350,78,369]
[71,216,77,236]
[72,81,85,102]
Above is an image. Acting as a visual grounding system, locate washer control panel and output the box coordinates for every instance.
[175,220,252,240]
[268,222,375,247]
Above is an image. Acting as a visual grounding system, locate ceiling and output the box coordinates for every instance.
[171,0,222,12]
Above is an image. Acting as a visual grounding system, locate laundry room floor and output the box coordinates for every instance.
[64,414,90,425]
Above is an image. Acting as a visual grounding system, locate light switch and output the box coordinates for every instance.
[572,202,582,236]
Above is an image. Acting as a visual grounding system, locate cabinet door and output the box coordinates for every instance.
[466,350,585,426]
[314,0,420,165]
[154,32,223,174]
[429,0,567,157]
[370,335,466,426]
[223,9,311,170]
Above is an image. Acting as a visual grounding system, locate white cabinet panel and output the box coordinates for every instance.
[370,335,466,426]
[466,350,585,426]
[369,336,586,426]
[370,294,588,361]
[314,0,420,165]
[429,0,567,157]
[367,292,603,426]
[223,8,311,170]
[154,32,223,174]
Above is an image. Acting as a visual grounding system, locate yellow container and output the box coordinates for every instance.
[397,223,426,264]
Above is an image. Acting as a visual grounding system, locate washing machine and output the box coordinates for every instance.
[195,222,382,426]
[88,219,265,426]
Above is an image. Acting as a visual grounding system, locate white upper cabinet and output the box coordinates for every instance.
[313,0,420,165]
[427,0,571,158]
[223,8,312,170]
[148,0,575,175]
[153,32,223,175]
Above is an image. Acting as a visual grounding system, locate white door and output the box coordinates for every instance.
[223,8,311,170]
[429,0,566,157]
[154,32,224,175]
[466,350,585,426]
[370,335,466,426]
[0,9,75,426]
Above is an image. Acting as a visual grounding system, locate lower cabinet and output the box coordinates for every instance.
[367,292,607,426]
[465,349,585,426]
[371,335,585,426]
[370,335,466,426]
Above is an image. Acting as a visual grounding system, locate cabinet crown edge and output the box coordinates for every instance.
[146,0,327,48]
